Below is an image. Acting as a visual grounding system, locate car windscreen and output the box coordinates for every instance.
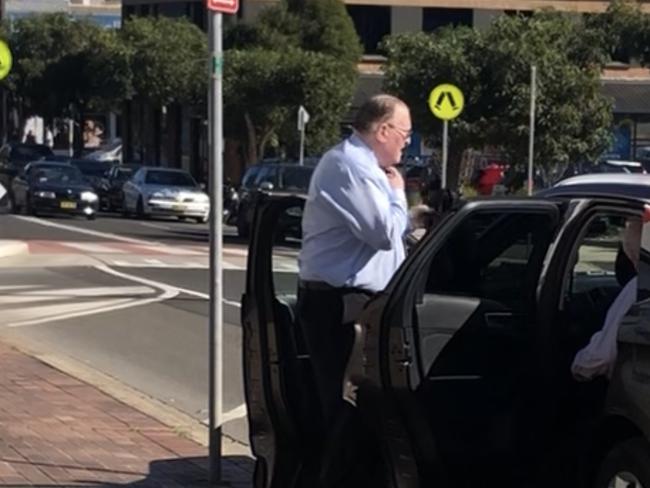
[30,166,84,184]
[145,170,196,187]
[280,167,313,192]
[115,167,139,181]
[13,145,54,161]
[70,160,112,177]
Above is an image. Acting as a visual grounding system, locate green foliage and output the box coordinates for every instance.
[585,0,646,63]
[5,14,131,117]
[382,11,614,186]
[121,16,208,107]
[224,0,360,163]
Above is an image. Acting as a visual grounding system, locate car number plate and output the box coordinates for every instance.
[173,204,184,211]
[60,201,77,209]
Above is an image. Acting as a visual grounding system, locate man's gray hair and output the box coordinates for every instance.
[352,94,406,134]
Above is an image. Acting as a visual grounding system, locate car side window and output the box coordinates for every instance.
[562,215,639,309]
[424,211,555,311]
[241,166,260,189]
[254,166,278,188]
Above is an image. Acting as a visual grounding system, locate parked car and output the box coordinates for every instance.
[0,142,54,189]
[122,166,209,223]
[68,159,113,192]
[242,187,650,488]
[10,161,99,219]
[236,161,315,238]
[97,163,142,211]
[560,160,646,181]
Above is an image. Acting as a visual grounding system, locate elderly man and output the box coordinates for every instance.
[297,94,412,430]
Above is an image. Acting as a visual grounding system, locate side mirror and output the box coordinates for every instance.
[259,181,274,192]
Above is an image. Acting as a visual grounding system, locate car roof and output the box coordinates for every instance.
[540,173,650,201]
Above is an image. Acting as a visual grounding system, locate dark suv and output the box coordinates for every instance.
[235,161,315,238]
[242,187,650,488]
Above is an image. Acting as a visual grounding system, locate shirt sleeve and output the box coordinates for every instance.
[318,166,408,251]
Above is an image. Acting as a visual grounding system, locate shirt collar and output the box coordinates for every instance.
[348,133,379,167]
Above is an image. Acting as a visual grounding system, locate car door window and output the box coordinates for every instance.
[253,166,278,188]
[425,211,554,311]
[561,214,641,349]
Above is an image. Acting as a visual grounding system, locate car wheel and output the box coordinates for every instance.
[25,195,35,216]
[194,216,208,224]
[594,438,650,488]
[86,213,96,221]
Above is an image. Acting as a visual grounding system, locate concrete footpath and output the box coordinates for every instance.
[0,340,254,487]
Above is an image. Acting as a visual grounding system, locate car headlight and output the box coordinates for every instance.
[81,191,98,202]
[151,191,165,198]
[35,191,56,199]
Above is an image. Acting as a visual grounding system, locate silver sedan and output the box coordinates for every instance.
[122,167,209,223]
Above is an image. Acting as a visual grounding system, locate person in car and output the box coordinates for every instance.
[571,218,642,381]
[297,94,411,433]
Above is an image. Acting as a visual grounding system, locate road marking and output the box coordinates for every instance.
[13,215,158,245]
[203,403,248,426]
[139,222,173,231]
[4,276,177,328]
[0,285,46,291]
[134,244,204,256]
[94,264,242,309]
[0,286,154,305]
[60,242,129,254]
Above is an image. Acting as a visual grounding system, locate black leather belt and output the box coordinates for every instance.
[299,280,373,295]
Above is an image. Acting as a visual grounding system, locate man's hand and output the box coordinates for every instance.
[384,166,405,191]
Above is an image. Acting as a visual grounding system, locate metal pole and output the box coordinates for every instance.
[299,127,305,166]
[527,65,537,196]
[441,120,448,189]
[68,119,74,158]
[208,10,224,486]
[2,89,6,144]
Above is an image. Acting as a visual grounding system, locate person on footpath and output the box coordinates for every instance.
[297,93,412,438]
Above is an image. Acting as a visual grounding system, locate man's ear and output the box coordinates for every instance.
[375,123,389,144]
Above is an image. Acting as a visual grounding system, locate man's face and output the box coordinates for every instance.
[374,104,412,168]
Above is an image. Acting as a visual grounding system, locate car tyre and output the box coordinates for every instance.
[122,198,130,218]
[10,195,20,215]
[237,216,249,238]
[194,216,208,224]
[594,438,650,488]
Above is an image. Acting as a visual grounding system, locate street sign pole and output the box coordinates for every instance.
[299,127,305,166]
[527,65,537,196]
[208,9,224,486]
[441,120,448,189]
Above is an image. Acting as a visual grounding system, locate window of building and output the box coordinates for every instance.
[346,5,391,55]
[422,8,473,32]
[157,2,187,18]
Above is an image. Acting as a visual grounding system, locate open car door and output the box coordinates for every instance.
[353,200,563,488]
[241,193,321,488]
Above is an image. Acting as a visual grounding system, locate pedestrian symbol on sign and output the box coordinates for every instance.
[428,84,464,121]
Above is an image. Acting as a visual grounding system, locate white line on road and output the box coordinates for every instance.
[94,264,242,308]
[62,242,129,254]
[0,285,46,291]
[6,272,178,328]
[13,215,160,245]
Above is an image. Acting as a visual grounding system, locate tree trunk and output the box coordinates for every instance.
[243,112,257,166]
[74,107,85,157]
[257,129,273,164]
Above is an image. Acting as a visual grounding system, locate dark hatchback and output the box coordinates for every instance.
[236,161,315,238]
[97,163,142,211]
[242,190,650,488]
[10,162,99,219]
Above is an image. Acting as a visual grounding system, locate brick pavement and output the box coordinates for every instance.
[0,342,253,487]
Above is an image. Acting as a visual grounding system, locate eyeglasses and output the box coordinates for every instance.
[386,123,413,144]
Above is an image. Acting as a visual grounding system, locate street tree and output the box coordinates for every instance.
[382,11,613,188]
[121,16,207,161]
[224,0,361,165]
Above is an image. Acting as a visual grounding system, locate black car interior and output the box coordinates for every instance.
[408,210,559,485]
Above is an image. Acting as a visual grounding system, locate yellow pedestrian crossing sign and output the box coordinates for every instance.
[428,84,464,120]
[0,41,12,81]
